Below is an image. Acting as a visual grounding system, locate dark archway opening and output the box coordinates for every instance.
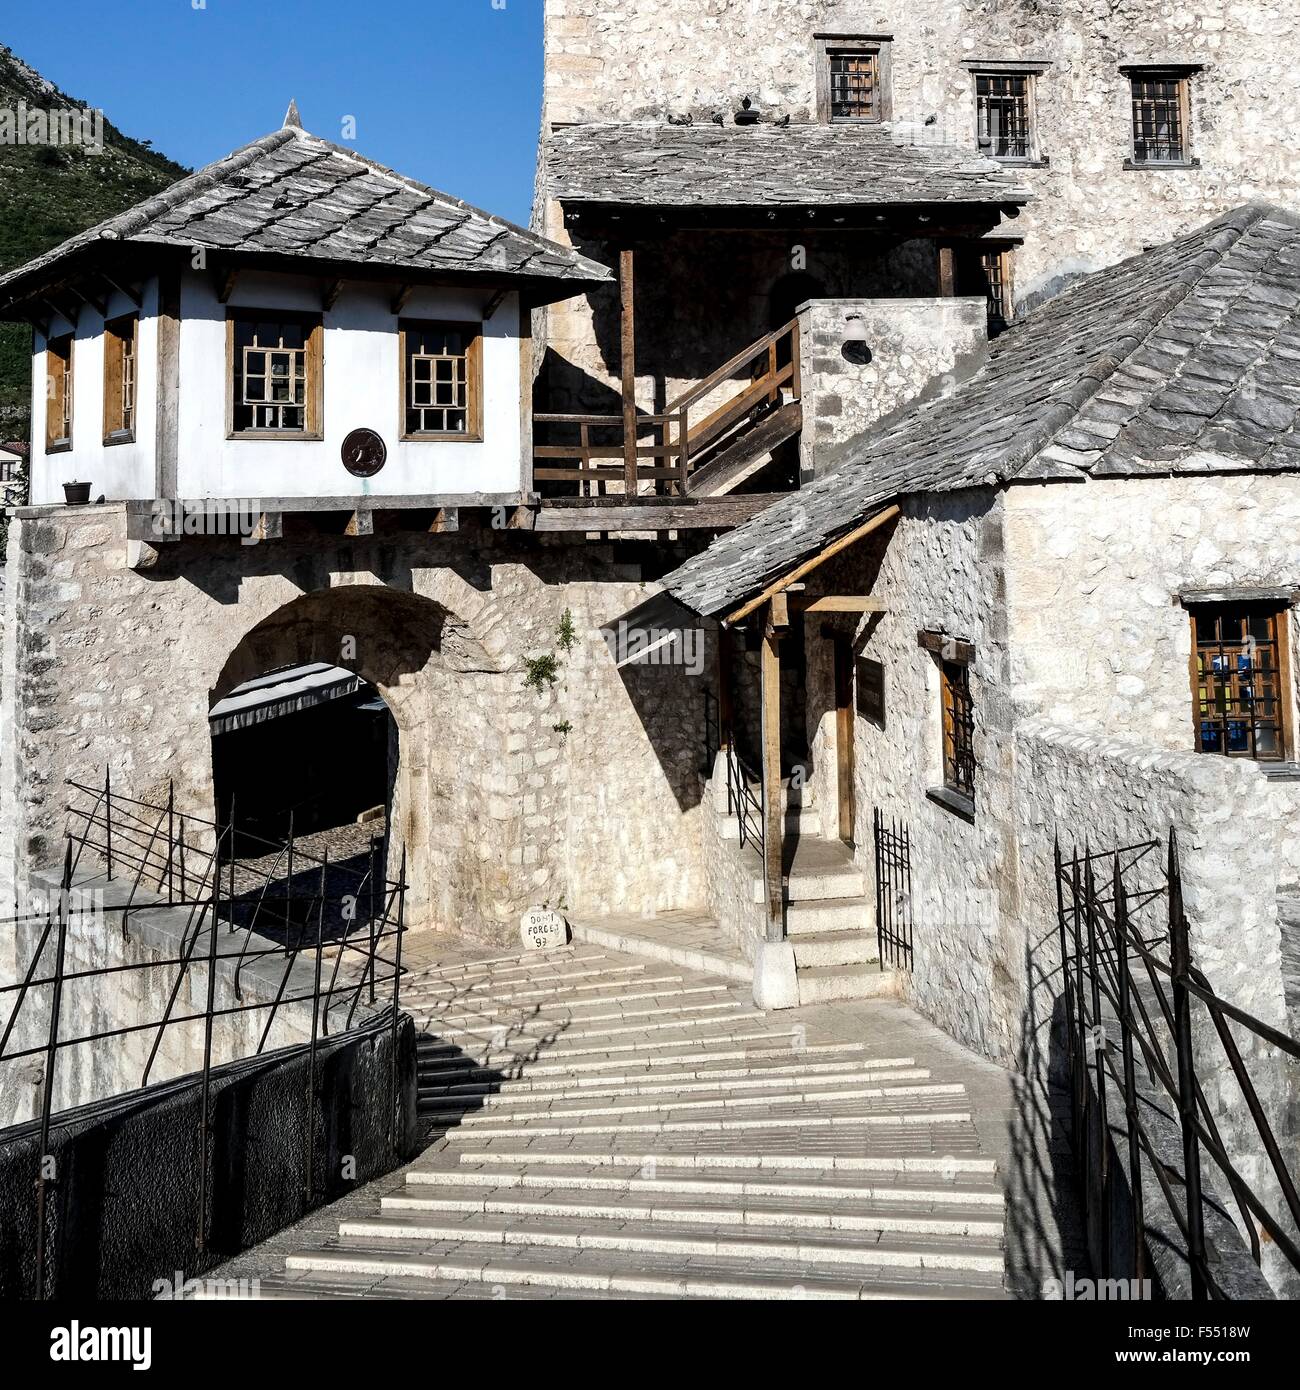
[210,662,396,855]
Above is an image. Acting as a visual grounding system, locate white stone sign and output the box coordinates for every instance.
[520,907,569,951]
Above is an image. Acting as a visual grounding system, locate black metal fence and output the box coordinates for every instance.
[1056,831,1300,1297]
[874,809,913,971]
[0,772,410,1298]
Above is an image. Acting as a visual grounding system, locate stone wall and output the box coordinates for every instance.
[0,506,713,948]
[801,487,1023,1057]
[1004,473,1300,892]
[1013,720,1297,1295]
[542,0,1300,305]
[797,296,989,479]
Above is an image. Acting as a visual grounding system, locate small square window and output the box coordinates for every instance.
[227,313,322,438]
[400,320,482,440]
[974,72,1035,160]
[1128,70,1194,165]
[1190,603,1292,762]
[816,36,892,124]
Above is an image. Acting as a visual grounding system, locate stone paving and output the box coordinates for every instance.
[205,932,1086,1300]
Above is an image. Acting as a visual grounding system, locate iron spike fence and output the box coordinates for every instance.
[873,810,913,971]
[1056,830,1300,1298]
[0,774,410,1299]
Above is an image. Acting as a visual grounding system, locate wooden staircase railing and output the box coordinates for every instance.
[534,318,802,498]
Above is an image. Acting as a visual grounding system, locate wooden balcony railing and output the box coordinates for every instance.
[534,318,801,497]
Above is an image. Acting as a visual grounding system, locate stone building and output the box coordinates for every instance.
[0,8,1298,1290]
[535,0,1300,452]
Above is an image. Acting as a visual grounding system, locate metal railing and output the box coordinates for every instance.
[1055,830,1300,1297]
[874,810,914,971]
[1,774,410,1296]
[725,744,765,859]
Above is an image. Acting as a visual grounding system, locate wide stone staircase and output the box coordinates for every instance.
[247,944,1008,1300]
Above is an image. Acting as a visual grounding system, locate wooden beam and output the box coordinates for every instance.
[770,591,790,628]
[725,504,902,626]
[343,508,374,537]
[391,284,415,315]
[254,511,283,542]
[534,495,780,532]
[483,288,507,320]
[216,268,239,304]
[154,269,181,500]
[937,243,957,297]
[100,273,142,308]
[70,283,107,318]
[792,595,886,614]
[428,506,459,534]
[760,618,785,944]
[323,278,345,311]
[619,247,637,496]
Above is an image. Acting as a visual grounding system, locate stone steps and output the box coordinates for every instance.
[330,1210,1006,1273]
[798,961,897,1005]
[786,895,873,935]
[791,929,879,967]
[379,1188,1004,1239]
[229,941,1007,1301]
[277,1243,1006,1300]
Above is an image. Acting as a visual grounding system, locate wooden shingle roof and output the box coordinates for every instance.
[662,204,1300,619]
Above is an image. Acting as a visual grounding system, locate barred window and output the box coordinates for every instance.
[45,333,73,451]
[976,73,1032,159]
[401,320,482,440]
[229,314,321,437]
[829,50,879,120]
[817,37,890,123]
[979,249,1013,336]
[1131,73,1190,164]
[103,314,137,442]
[941,659,976,798]
[1192,605,1290,761]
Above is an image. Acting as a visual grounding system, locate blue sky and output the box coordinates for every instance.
[5,0,544,224]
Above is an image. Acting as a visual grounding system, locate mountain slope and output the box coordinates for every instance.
[0,46,187,439]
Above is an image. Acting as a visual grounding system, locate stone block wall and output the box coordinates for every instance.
[1013,720,1297,1295]
[542,0,1300,305]
[0,506,713,951]
[796,297,989,479]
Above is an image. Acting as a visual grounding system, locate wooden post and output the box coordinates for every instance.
[760,610,785,943]
[717,628,734,752]
[619,248,637,496]
[937,243,957,298]
[155,265,182,502]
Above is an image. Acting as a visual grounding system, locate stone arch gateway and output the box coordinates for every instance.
[210,582,511,936]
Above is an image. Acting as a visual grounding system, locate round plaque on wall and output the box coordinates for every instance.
[342,428,387,478]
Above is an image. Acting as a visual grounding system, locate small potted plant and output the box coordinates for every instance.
[62,480,91,505]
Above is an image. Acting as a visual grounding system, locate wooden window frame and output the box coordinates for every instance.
[815,36,892,124]
[1188,601,1295,763]
[102,312,138,445]
[918,630,976,819]
[1123,66,1199,169]
[45,333,73,454]
[225,310,323,441]
[399,318,483,443]
[972,70,1039,162]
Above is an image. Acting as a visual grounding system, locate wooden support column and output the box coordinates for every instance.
[937,243,957,298]
[717,626,734,752]
[155,267,181,500]
[619,248,638,496]
[760,607,786,944]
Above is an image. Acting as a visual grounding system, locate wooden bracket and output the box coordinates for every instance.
[344,508,374,537]
[483,288,507,320]
[429,506,459,534]
[323,278,345,311]
[391,284,416,315]
[216,268,239,304]
[100,273,142,308]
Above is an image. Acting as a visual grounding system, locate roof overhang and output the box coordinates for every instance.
[0,239,610,323]
[560,200,1022,237]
